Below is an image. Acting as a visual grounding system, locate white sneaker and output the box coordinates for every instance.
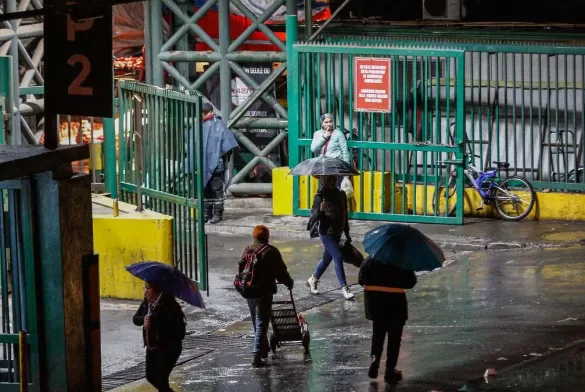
[306,276,320,294]
[342,286,354,300]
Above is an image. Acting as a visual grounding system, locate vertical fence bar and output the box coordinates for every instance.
[455,52,466,223]
[521,54,526,177]
[572,56,577,182]
[0,190,10,368]
[512,53,518,175]
[495,53,501,168]
[423,56,429,216]
[538,54,543,181]
[555,55,560,182]
[529,53,535,181]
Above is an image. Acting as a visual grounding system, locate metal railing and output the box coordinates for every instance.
[325,34,585,192]
[289,41,466,224]
[117,81,208,290]
[0,181,40,389]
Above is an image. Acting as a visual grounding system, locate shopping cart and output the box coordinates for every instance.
[269,286,310,353]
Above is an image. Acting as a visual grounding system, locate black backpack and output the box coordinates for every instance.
[234,245,269,298]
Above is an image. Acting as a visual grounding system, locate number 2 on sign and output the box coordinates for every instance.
[66,15,94,96]
[67,55,93,96]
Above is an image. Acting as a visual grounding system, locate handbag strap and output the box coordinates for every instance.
[322,138,331,155]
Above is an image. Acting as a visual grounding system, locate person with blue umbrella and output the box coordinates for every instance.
[126,261,205,392]
[359,224,445,384]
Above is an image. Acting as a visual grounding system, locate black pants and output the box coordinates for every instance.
[145,342,182,392]
[371,319,405,370]
[204,173,224,218]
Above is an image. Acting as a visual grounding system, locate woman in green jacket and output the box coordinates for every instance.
[310,113,350,164]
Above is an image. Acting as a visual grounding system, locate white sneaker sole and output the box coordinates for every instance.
[305,280,319,295]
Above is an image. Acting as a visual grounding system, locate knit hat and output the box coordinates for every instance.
[202,102,213,113]
[253,225,270,243]
[320,113,333,123]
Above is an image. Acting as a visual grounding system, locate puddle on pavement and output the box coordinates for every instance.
[541,231,585,242]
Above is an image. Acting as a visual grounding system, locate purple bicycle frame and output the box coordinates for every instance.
[466,167,499,201]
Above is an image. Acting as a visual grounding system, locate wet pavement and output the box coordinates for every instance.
[101,235,370,378]
[207,211,585,251]
[102,233,585,392]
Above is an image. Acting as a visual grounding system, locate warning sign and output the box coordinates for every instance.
[354,57,392,112]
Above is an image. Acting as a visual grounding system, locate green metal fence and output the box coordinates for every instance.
[325,33,585,193]
[0,180,40,391]
[0,96,4,144]
[289,42,466,224]
[117,81,208,290]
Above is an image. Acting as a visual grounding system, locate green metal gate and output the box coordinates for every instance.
[289,42,466,224]
[1,180,41,391]
[117,81,208,290]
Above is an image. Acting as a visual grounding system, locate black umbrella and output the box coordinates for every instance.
[289,156,359,176]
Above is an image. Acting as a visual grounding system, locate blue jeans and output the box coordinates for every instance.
[313,234,347,287]
[247,296,273,356]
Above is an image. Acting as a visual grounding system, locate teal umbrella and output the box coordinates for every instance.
[363,224,445,272]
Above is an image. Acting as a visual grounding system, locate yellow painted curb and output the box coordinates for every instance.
[273,170,585,221]
[92,195,173,300]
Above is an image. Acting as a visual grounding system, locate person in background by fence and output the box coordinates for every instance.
[311,113,351,190]
[187,102,239,224]
[311,113,351,164]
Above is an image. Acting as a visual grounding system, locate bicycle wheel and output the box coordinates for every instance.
[493,176,535,221]
[433,175,458,217]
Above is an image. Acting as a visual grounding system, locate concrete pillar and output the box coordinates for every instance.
[33,172,100,391]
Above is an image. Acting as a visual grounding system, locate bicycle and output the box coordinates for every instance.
[433,154,536,221]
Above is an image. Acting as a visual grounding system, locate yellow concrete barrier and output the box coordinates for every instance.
[92,195,173,300]
[351,172,405,213]
[406,184,585,221]
[271,167,320,213]
[272,167,293,215]
[272,167,404,215]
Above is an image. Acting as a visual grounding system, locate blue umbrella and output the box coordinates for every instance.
[362,224,445,272]
[126,261,205,308]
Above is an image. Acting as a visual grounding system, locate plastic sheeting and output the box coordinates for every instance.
[113,1,330,56]
[194,0,331,22]
[113,4,171,57]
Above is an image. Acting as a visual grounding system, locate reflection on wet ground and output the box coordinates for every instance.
[107,244,585,391]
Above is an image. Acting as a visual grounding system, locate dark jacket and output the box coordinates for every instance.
[309,187,350,238]
[133,293,185,349]
[243,240,294,297]
[358,257,417,322]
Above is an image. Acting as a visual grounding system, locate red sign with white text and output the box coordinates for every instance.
[354,58,392,112]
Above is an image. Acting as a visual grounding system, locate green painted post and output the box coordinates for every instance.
[286,0,299,214]
[194,96,207,291]
[0,56,13,145]
[150,0,164,86]
[103,117,117,198]
[455,52,466,224]
[0,97,4,144]
[218,0,233,180]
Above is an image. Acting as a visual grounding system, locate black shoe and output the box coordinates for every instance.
[384,368,403,383]
[368,356,380,379]
[210,214,222,224]
[251,356,267,368]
